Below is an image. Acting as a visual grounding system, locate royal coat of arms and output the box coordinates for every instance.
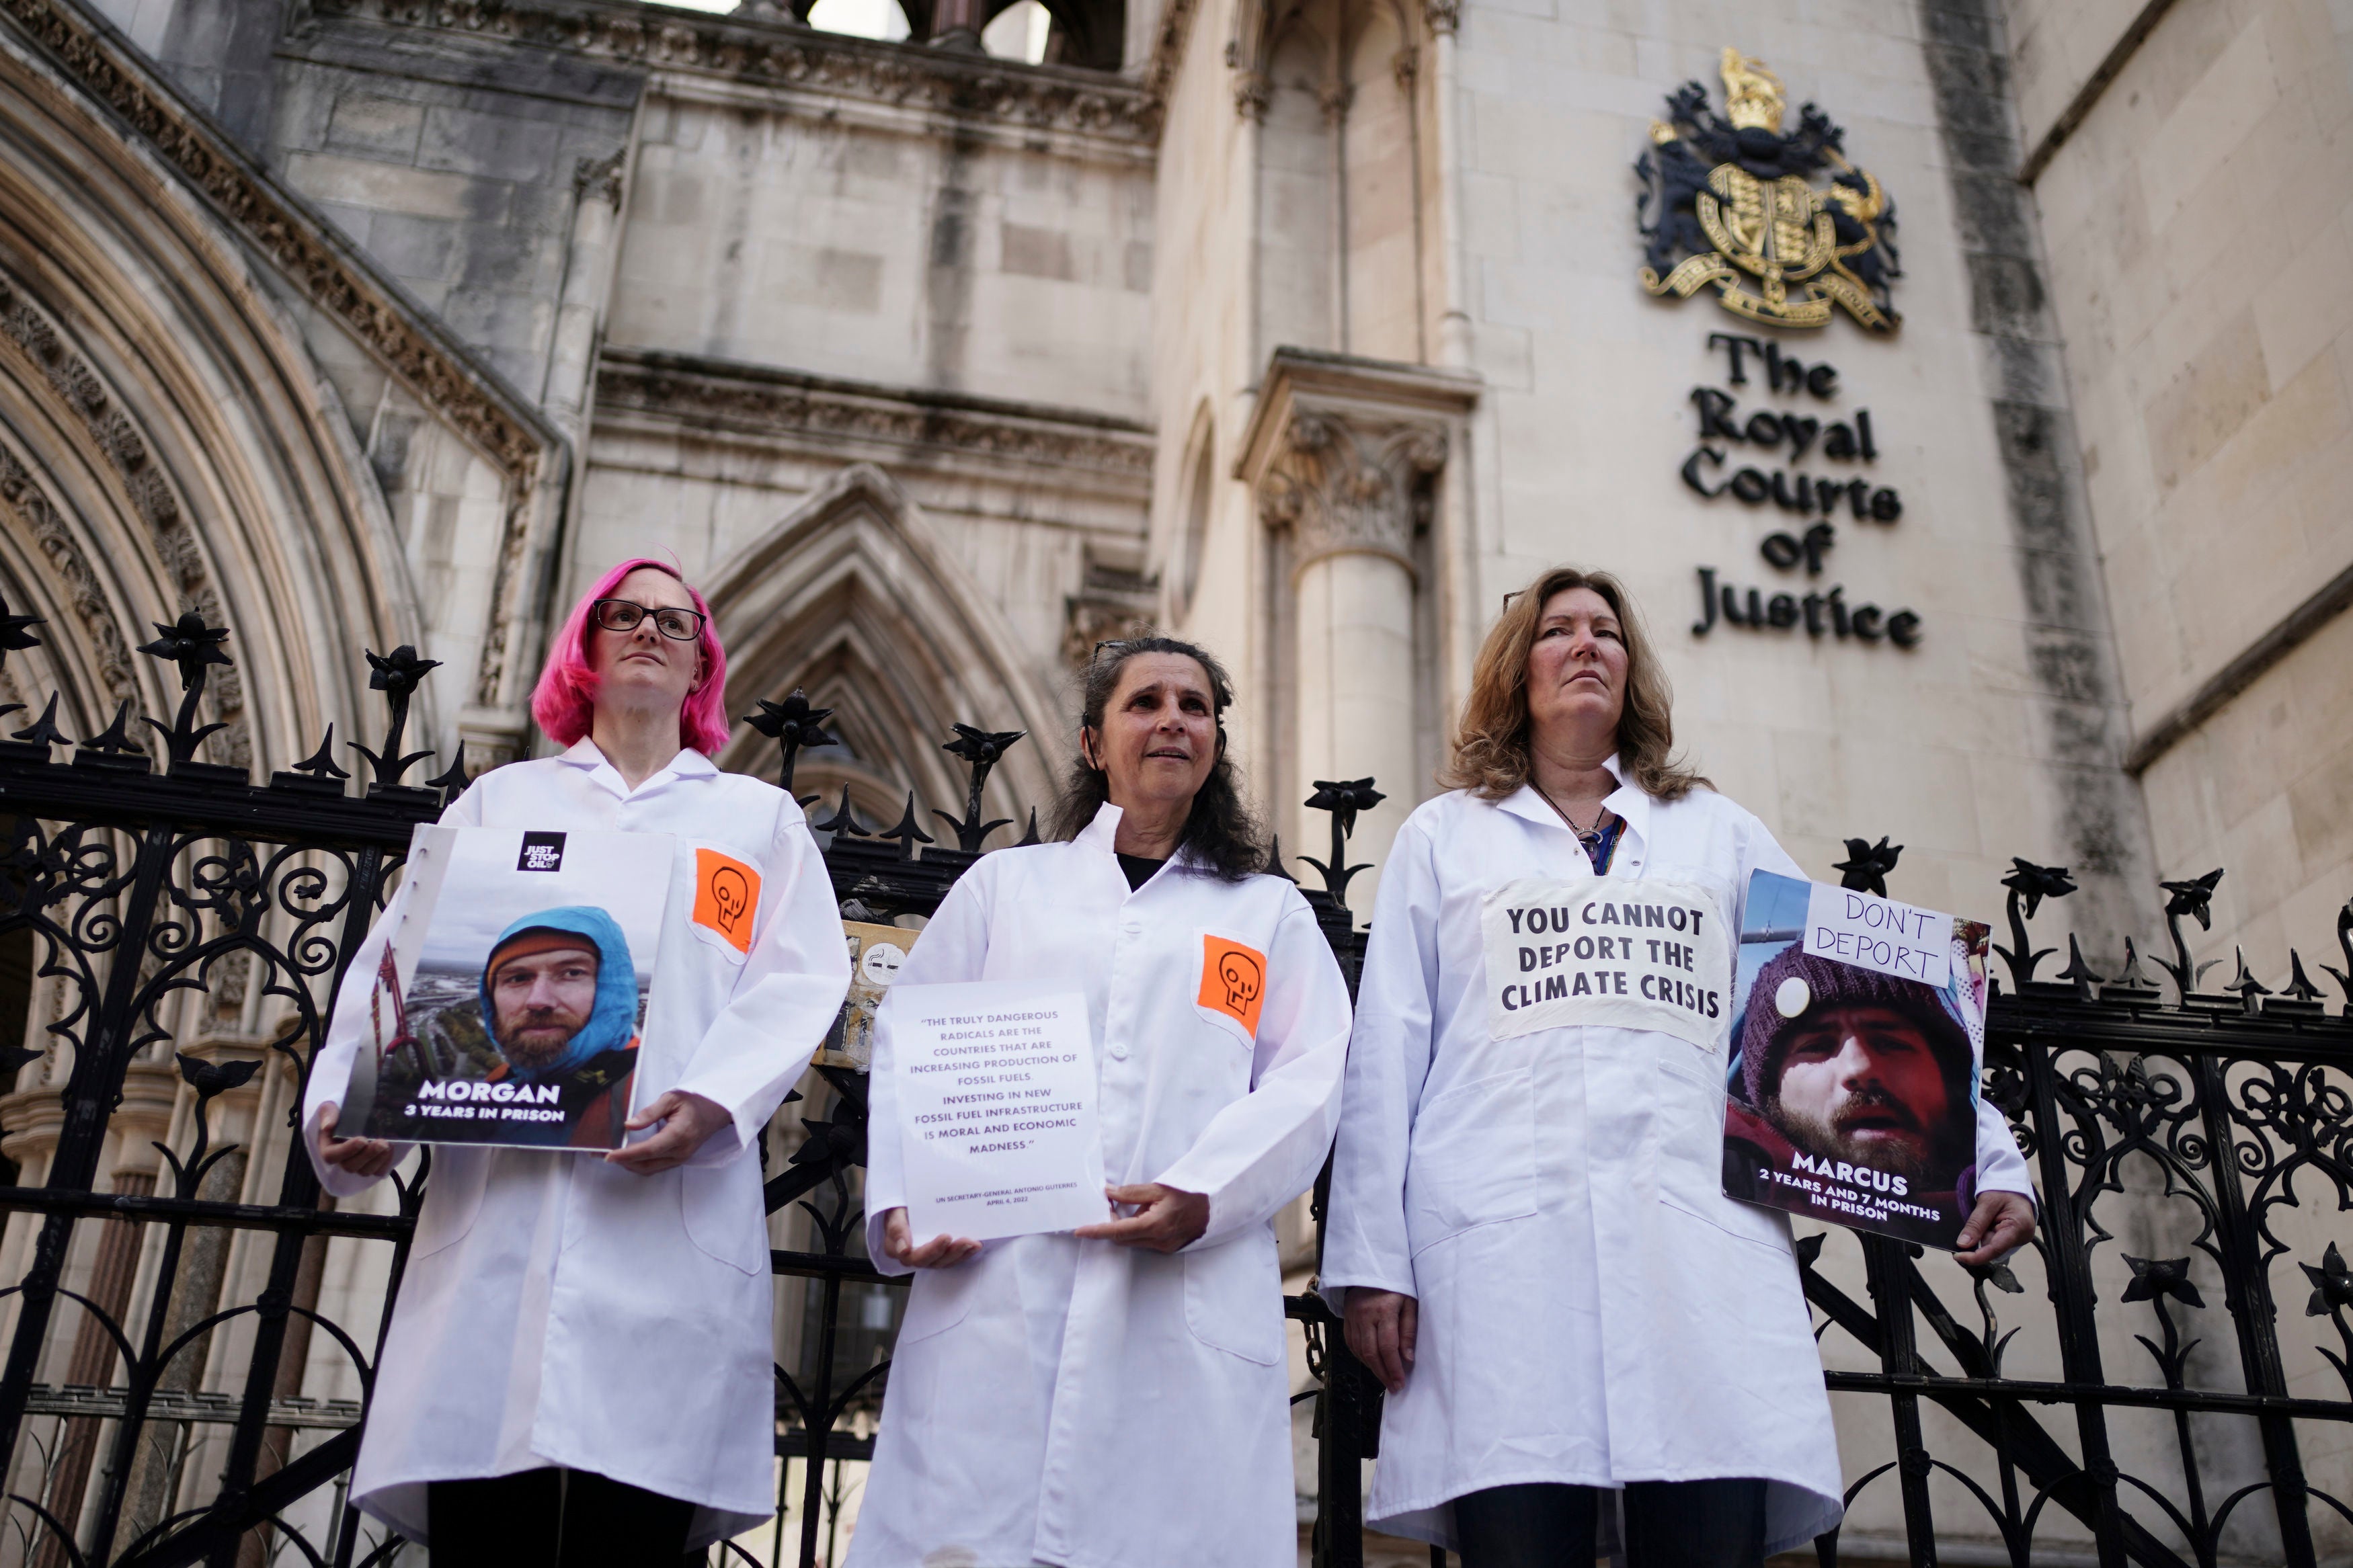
[1636,49,1900,331]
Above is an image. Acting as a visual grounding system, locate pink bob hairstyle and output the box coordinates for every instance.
[529,558,731,755]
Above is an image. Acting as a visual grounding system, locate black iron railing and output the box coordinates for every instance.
[0,616,2346,1567]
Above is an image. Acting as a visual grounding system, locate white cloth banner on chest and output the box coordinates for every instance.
[1482,877,1732,1051]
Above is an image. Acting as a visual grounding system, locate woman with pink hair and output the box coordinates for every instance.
[303,559,851,1565]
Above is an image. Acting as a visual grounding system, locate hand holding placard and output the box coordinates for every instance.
[891,981,1109,1245]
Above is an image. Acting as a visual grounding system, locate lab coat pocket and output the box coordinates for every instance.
[1654,1053,1787,1252]
[684,843,761,963]
[680,1161,770,1275]
[1183,1225,1284,1364]
[1191,929,1267,1050]
[410,1146,488,1259]
[1404,1069,1539,1257]
[895,1259,980,1345]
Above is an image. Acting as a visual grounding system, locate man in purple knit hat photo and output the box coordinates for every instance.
[1722,942,1985,1247]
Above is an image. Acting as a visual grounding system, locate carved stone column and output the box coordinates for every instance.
[1237,349,1477,914]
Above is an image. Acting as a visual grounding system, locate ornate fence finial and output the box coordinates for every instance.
[270,724,353,795]
[2157,868,2224,1003]
[745,690,836,792]
[1833,835,1901,897]
[426,745,472,799]
[813,786,869,838]
[1264,834,1296,884]
[11,693,66,750]
[1301,778,1383,904]
[936,725,1026,853]
[1995,858,2076,989]
[881,792,935,860]
[2108,937,2159,999]
[292,727,348,781]
[1016,807,1041,847]
[352,646,442,792]
[79,697,147,766]
[134,611,233,770]
[2223,948,2270,1015]
[2057,934,2104,1001]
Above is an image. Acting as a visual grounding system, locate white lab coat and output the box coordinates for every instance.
[303,739,851,1548]
[1321,765,2034,1557]
[847,802,1354,1568]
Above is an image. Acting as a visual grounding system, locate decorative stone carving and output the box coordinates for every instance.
[0,438,138,708]
[307,0,1157,147]
[1236,349,1478,578]
[0,270,265,762]
[1140,0,1205,132]
[1256,411,1445,574]
[1232,68,1270,120]
[1060,544,1158,667]
[573,149,627,206]
[596,348,1155,480]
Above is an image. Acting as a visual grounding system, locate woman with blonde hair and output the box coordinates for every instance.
[1321,567,2036,1567]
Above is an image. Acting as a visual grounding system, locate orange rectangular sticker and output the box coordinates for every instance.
[1197,934,1267,1036]
[692,848,761,954]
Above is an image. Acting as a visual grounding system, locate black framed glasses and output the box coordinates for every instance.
[592,598,705,641]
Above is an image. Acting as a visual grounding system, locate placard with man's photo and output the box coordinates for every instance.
[1720,869,1991,1250]
[340,825,676,1150]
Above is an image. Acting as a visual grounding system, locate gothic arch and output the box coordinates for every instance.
[705,465,1063,837]
[0,11,563,1172]
[0,26,426,773]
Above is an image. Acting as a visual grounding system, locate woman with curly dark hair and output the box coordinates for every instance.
[850,636,1353,1568]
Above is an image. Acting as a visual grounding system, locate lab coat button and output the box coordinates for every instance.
[1109,1040,1129,1061]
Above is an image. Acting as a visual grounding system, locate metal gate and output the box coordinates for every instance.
[0,620,2348,1567]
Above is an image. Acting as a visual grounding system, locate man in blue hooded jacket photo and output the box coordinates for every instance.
[477,905,642,1149]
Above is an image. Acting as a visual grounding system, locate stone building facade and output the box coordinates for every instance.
[0,0,2344,1559]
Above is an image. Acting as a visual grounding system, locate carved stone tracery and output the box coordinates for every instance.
[0,270,253,762]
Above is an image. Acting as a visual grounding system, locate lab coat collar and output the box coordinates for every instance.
[1494,754,1650,866]
[1076,800,1123,852]
[556,736,716,798]
[1074,800,1201,887]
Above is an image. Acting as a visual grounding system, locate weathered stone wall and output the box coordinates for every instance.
[2013,0,2353,966]
[610,79,1154,413]
[575,63,1160,802]
[1431,0,2152,942]
[270,19,641,398]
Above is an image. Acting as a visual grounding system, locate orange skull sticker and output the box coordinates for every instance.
[693,848,762,954]
[1197,934,1267,1036]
